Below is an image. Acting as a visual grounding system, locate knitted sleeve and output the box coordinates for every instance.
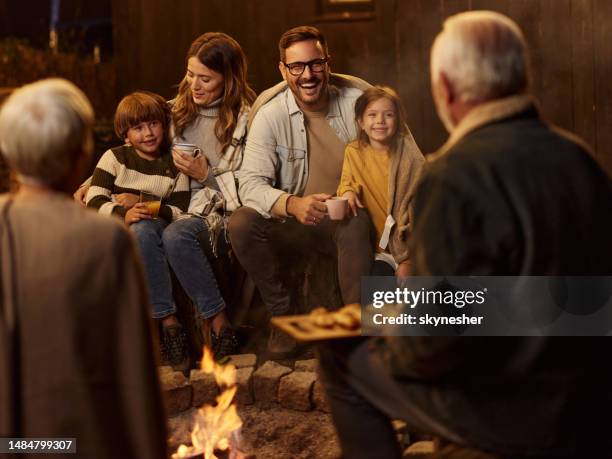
[86,149,126,218]
[158,174,191,222]
[337,142,363,197]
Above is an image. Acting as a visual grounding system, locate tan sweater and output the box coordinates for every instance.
[302,107,346,196]
[386,131,425,264]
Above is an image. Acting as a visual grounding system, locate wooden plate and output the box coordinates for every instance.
[271,312,361,342]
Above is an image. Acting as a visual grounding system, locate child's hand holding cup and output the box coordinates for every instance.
[341,191,364,217]
[124,190,161,225]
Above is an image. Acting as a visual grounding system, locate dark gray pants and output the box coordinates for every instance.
[317,338,470,459]
[228,207,373,316]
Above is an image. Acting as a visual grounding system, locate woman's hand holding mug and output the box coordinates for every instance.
[172,145,209,181]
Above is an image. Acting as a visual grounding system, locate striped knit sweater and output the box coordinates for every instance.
[86,145,190,222]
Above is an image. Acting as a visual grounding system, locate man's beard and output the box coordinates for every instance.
[289,74,327,107]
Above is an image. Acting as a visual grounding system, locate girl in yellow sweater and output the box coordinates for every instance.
[337,85,419,276]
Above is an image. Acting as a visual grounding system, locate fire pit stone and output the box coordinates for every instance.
[312,380,330,412]
[161,369,193,415]
[235,367,255,405]
[278,371,317,411]
[294,358,318,373]
[159,365,175,377]
[189,369,219,407]
[226,354,257,369]
[253,361,292,406]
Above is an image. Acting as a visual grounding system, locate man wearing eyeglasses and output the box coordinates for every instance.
[230,26,372,356]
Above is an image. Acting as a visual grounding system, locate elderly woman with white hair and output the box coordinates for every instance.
[0,78,166,459]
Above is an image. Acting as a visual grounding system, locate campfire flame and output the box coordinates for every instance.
[201,347,237,387]
[173,347,243,459]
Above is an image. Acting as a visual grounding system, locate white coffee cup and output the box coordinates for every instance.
[173,142,201,158]
[326,197,348,220]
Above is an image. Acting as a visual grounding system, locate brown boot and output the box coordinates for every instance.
[267,327,297,360]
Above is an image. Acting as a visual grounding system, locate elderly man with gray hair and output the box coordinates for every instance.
[319,11,612,459]
[0,79,167,458]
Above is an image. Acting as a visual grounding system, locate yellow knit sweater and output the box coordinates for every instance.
[337,141,390,251]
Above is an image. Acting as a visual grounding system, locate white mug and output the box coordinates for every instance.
[326,197,348,220]
[173,142,201,158]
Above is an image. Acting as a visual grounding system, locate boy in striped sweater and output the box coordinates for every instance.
[87,91,189,220]
[86,91,191,369]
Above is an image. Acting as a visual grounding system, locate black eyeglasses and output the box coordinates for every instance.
[282,58,329,76]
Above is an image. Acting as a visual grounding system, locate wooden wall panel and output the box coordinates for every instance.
[536,0,574,130]
[113,0,320,98]
[395,0,428,148]
[241,0,319,92]
[111,0,612,174]
[571,0,596,151]
[416,0,450,153]
[317,0,398,88]
[593,0,612,173]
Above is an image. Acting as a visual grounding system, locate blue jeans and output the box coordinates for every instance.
[162,217,226,319]
[130,219,175,319]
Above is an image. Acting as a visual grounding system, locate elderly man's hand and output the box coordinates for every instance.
[287,193,331,226]
[73,185,89,205]
[172,148,209,181]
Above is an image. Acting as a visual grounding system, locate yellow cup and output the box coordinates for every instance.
[139,191,161,218]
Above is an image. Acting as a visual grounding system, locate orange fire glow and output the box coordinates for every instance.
[173,347,243,459]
